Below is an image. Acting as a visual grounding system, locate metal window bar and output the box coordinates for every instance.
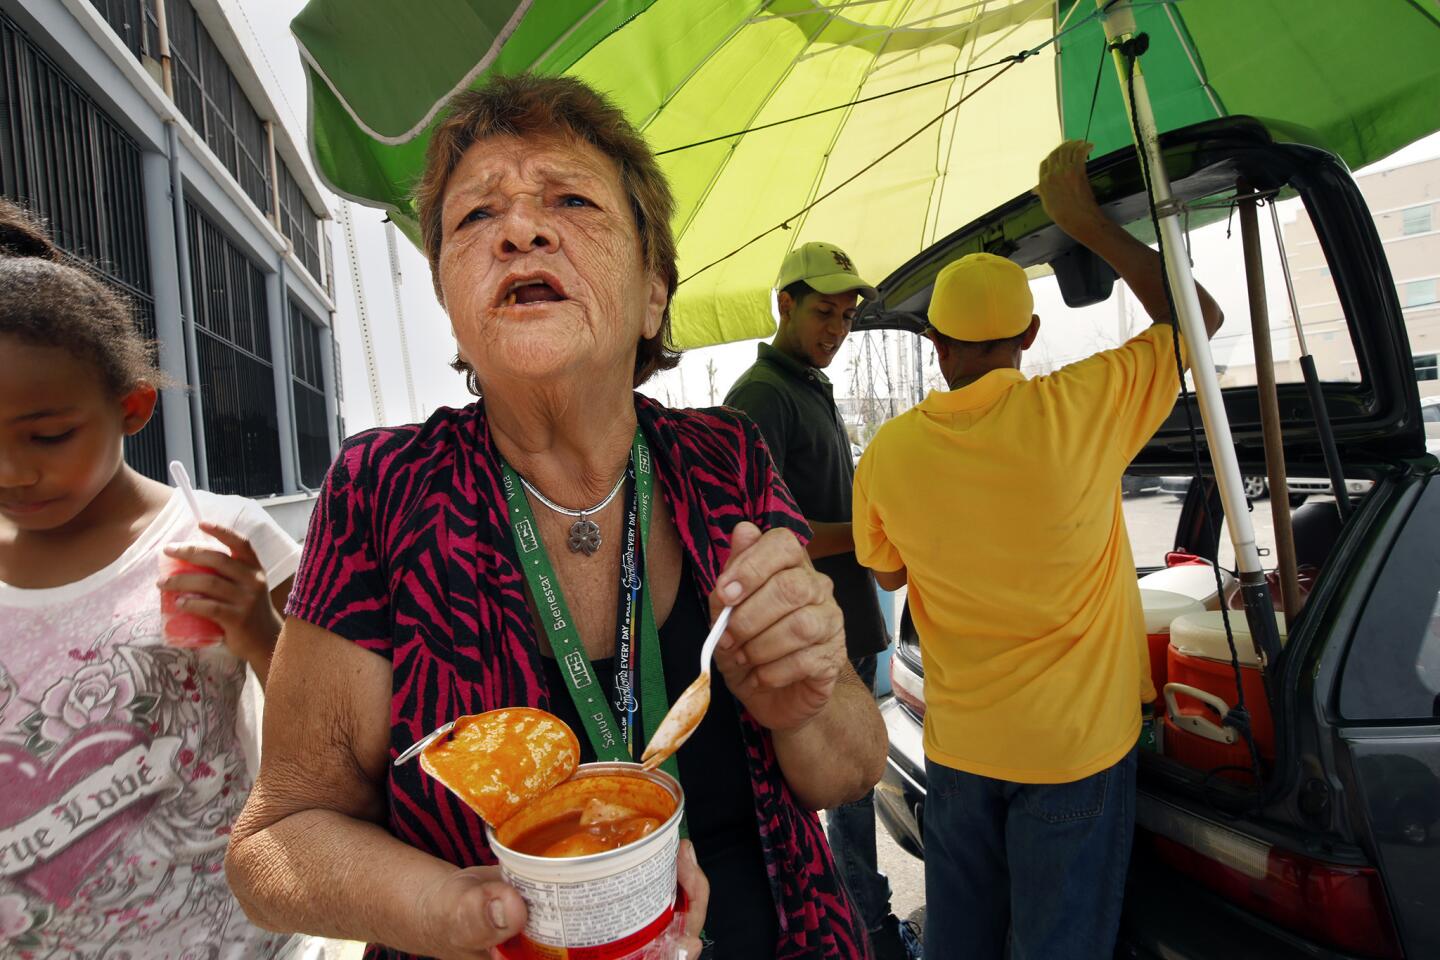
[185,201,283,497]
[84,0,149,62]
[163,0,270,214]
[288,299,330,487]
[83,0,161,62]
[323,227,335,298]
[0,12,165,481]
[329,306,345,443]
[143,0,160,63]
[277,160,322,282]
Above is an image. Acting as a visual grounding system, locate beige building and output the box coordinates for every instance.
[1221,157,1439,398]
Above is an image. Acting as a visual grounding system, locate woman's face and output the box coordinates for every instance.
[437,132,667,390]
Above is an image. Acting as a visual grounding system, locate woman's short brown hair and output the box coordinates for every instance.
[415,74,681,394]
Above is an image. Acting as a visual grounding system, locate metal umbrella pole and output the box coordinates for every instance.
[1096,0,1283,675]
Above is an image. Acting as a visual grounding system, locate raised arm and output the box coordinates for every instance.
[225,618,529,958]
[1037,140,1223,339]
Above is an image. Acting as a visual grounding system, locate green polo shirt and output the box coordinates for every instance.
[726,342,888,660]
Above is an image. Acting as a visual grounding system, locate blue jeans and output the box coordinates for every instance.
[923,746,1137,960]
[826,655,894,932]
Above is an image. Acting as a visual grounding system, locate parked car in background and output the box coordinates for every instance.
[1160,475,1194,499]
[861,121,1438,959]
[1161,474,1270,500]
[1123,473,1163,496]
[1284,475,1375,508]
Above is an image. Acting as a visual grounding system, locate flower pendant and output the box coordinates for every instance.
[568,519,603,556]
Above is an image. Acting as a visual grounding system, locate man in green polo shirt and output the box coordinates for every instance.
[725,242,908,959]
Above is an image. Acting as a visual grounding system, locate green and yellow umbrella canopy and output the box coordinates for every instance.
[294,0,1440,348]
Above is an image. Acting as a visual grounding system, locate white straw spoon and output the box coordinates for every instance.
[168,461,204,526]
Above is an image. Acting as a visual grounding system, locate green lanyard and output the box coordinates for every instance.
[500,430,679,784]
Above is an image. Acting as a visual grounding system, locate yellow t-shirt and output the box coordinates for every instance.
[854,324,1185,783]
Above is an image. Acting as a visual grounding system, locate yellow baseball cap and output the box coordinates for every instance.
[928,253,1034,341]
[777,242,878,300]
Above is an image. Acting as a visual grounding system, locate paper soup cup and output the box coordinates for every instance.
[488,762,685,959]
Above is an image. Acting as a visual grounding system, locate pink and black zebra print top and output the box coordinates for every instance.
[286,394,870,960]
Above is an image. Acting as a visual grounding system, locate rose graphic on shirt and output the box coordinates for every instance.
[0,664,14,725]
[0,892,34,941]
[36,661,137,746]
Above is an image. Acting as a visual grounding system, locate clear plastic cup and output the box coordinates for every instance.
[159,545,225,648]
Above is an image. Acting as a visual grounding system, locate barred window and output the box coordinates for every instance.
[1,11,165,481]
[1401,205,1432,237]
[186,202,283,497]
[165,0,271,215]
[84,0,160,63]
[289,300,331,488]
[278,160,323,283]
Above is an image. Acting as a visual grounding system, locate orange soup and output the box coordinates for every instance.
[512,808,664,858]
[495,774,677,858]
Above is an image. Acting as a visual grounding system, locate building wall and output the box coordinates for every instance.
[1284,158,1440,399]
[1,0,342,530]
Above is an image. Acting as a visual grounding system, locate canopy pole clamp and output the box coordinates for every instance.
[1151,197,1186,219]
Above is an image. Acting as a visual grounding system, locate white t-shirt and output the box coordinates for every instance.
[0,490,301,958]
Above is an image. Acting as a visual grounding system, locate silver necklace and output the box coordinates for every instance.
[518,471,626,557]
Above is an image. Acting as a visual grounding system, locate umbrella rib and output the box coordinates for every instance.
[797,0,1049,64]
[926,3,1042,246]
[530,0,613,74]
[754,0,906,22]
[638,1,769,131]
[671,3,842,247]
[1161,0,1224,117]
[679,56,1025,286]
[921,2,987,251]
[778,0,923,254]
[656,2,1096,157]
[799,0,1007,42]
[656,50,1027,156]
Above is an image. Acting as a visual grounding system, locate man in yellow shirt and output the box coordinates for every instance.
[853,140,1223,959]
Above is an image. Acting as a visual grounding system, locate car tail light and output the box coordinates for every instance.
[890,652,925,718]
[1142,801,1402,958]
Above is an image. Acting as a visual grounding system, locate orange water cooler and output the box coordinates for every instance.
[1162,610,1284,782]
[1140,590,1203,704]
[1136,564,1233,704]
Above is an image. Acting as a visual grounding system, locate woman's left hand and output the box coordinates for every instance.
[675,840,709,959]
[710,522,847,732]
[159,522,282,665]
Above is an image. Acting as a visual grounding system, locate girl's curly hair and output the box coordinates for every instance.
[0,199,160,395]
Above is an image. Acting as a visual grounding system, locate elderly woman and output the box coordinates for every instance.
[225,74,887,959]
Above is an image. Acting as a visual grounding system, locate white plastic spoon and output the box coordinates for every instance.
[640,605,733,771]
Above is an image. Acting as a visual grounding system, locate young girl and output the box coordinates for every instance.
[0,200,302,957]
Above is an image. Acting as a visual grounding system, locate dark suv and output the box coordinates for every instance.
[859,119,1439,959]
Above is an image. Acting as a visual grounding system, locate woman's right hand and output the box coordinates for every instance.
[421,866,528,959]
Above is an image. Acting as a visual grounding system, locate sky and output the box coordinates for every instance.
[230,0,1440,436]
